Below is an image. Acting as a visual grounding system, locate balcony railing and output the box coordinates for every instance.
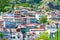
[3,13,14,17]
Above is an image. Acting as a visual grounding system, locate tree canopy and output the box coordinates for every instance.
[35,32,49,40]
[0,0,60,12]
[0,32,3,38]
[0,0,10,12]
[39,16,47,24]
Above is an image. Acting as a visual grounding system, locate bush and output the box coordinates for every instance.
[35,32,49,40]
[0,32,3,38]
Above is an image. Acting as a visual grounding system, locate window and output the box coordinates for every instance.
[5,22,16,28]
[52,18,60,20]
[10,22,16,28]
[52,27,56,29]
[47,27,50,29]
[18,36,20,39]
[10,37,12,39]
[14,14,21,17]
[27,26,36,29]
[51,11,56,14]
[10,37,15,39]
[15,14,20,15]
[15,19,20,22]
[28,14,35,17]
[15,19,21,25]
[16,22,21,25]
[4,18,13,21]
[22,18,27,24]
[21,15,25,17]
[13,37,15,39]
[5,21,10,25]
[30,18,38,23]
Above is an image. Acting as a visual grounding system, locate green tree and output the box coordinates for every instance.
[52,0,59,5]
[39,16,47,24]
[20,3,29,7]
[0,32,3,38]
[0,0,10,12]
[35,27,60,40]
[35,32,49,40]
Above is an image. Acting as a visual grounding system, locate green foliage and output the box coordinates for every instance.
[46,0,60,5]
[19,0,42,8]
[0,0,60,12]
[52,0,59,5]
[0,0,10,12]
[0,32,3,38]
[20,3,29,7]
[35,27,60,40]
[56,26,60,40]
[35,32,49,40]
[39,16,47,24]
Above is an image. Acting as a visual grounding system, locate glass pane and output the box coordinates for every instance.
[4,18,13,21]
[30,18,38,23]
[15,19,20,22]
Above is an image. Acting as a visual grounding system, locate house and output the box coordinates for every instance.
[2,12,14,22]
[13,9,39,29]
[9,32,23,40]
